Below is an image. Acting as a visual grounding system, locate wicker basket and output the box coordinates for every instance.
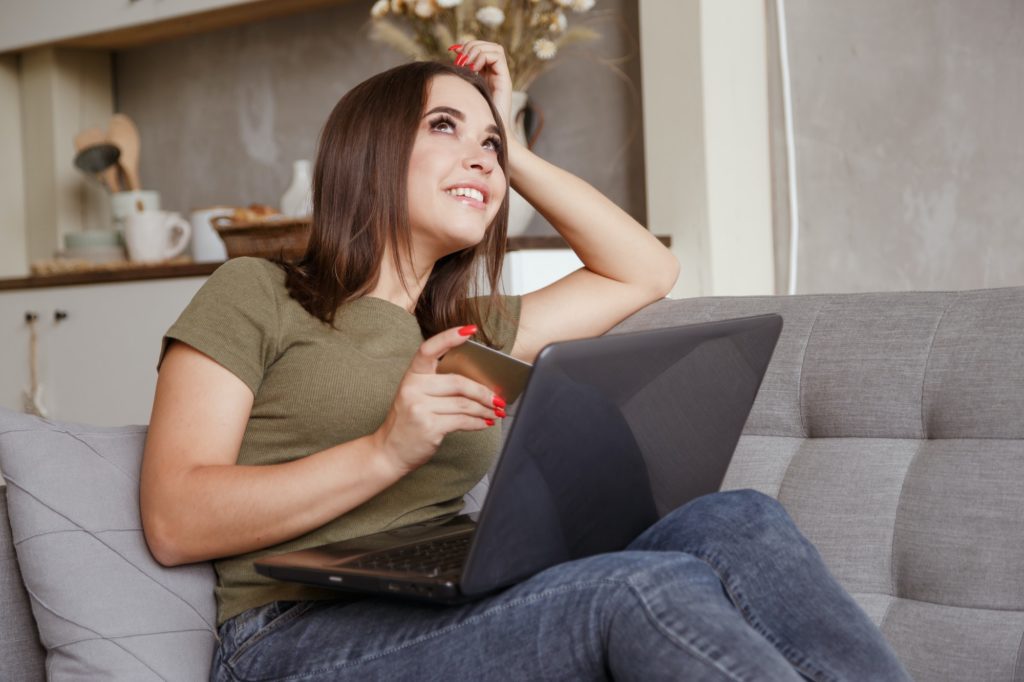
[212,216,311,260]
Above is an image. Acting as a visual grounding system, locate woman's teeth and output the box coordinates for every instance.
[446,187,485,203]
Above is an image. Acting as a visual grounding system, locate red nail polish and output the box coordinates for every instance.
[456,54,468,67]
[448,44,463,52]
[458,325,477,336]
[495,408,506,418]
[484,418,495,426]
[492,396,507,409]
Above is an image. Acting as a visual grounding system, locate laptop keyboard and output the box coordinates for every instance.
[348,534,471,577]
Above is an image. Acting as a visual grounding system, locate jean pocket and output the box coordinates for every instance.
[226,600,317,671]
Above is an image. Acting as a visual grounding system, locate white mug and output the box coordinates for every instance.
[125,210,192,263]
[110,190,160,236]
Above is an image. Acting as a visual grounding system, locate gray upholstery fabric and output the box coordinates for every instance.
[1,485,46,681]
[0,409,218,681]
[883,598,1024,682]
[2,285,1023,681]
[895,439,1024,610]
[777,438,916,595]
[612,286,1024,682]
[924,288,1024,439]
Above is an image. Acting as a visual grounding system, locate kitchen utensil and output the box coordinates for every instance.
[189,206,233,261]
[125,209,191,263]
[110,190,160,238]
[107,113,142,191]
[55,245,127,265]
[62,230,126,263]
[65,230,123,249]
[73,127,121,192]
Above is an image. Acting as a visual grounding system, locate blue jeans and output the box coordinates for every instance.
[210,490,910,681]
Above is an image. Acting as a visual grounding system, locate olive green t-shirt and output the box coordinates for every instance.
[156,257,521,626]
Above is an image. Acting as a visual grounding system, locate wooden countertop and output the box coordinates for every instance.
[0,235,671,291]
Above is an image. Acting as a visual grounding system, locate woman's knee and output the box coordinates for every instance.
[630,489,800,554]
[687,488,784,521]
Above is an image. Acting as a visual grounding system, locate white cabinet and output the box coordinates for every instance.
[0,277,206,426]
[501,250,583,295]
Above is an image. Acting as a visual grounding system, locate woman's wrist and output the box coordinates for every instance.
[505,137,532,189]
[366,428,415,481]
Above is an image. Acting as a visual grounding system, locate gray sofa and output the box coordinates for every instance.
[3,286,1024,681]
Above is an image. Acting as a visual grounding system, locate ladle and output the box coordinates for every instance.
[73,127,121,192]
[107,114,141,191]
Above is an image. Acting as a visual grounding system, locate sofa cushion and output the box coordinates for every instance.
[1,484,46,681]
[0,408,217,681]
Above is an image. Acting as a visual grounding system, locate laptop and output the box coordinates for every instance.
[255,313,783,604]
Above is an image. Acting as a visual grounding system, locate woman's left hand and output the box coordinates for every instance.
[452,41,513,135]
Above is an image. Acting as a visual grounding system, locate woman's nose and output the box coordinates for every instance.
[463,145,495,174]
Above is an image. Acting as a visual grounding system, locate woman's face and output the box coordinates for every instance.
[406,75,506,259]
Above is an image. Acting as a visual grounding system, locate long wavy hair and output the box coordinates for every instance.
[272,61,511,348]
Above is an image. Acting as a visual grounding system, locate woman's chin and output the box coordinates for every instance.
[442,236,486,258]
[449,224,490,250]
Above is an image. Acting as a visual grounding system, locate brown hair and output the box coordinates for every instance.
[271,61,511,347]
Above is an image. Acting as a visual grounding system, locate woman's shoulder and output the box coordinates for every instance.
[202,257,287,301]
[161,257,286,392]
[209,256,285,285]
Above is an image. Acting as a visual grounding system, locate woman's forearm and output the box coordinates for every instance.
[143,432,403,566]
[507,139,678,295]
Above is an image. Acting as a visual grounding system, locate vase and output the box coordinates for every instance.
[506,90,536,237]
[280,159,313,217]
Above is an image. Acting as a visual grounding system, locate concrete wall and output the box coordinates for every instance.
[771,0,1024,294]
[114,0,645,235]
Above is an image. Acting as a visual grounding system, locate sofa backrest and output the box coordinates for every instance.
[609,286,1024,682]
[0,484,46,681]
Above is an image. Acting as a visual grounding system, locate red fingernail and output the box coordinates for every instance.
[492,396,506,408]
[495,408,506,418]
[448,44,463,52]
[456,54,467,67]
[458,325,477,336]
[484,418,495,426]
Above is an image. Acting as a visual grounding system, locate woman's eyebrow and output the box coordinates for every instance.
[424,105,501,136]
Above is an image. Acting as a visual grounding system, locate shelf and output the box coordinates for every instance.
[0,235,671,291]
[1,0,357,55]
[0,261,222,291]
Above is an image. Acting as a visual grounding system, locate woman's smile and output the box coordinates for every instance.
[443,182,490,209]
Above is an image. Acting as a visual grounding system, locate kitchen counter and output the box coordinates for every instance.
[0,261,220,291]
[0,235,671,291]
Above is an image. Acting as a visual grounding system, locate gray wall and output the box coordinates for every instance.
[114,0,645,235]
[769,0,1024,294]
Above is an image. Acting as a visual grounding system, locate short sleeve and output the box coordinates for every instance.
[157,257,281,396]
[473,294,522,354]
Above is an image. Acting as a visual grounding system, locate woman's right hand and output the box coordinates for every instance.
[373,325,506,475]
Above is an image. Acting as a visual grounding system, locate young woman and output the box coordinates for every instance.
[141,42,910,681]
